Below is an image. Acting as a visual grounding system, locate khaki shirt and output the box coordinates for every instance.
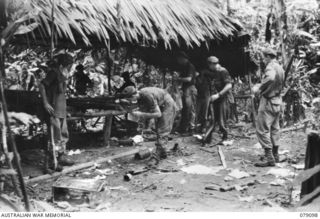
[138,87,176,113]
[259,60,285,105]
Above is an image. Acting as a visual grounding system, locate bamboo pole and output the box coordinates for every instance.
[0,63,30,211]
[0,2,30,211]
[1,118,21,197]
[26,148,143,184]
[50,0,55,59]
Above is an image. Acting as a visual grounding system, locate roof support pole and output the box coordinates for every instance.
[50,0,55,59]
[0,0,30,211]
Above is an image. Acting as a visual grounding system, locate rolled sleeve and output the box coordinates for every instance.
[260,67,275,93]
[222,69,232,85]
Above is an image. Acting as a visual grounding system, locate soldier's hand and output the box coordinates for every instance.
[44,102,55,116]
[210,94,220,102]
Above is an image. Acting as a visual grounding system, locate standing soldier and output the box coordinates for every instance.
[208,56,233,141]
[253,48,284,167]
[176,51,197,135]
[122,86,177,163]
[39,53,75,171]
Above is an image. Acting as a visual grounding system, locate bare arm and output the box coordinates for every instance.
[218,83,232,96]
[39,83,55,116]
[132,105,162,119]
[178,77,192,82]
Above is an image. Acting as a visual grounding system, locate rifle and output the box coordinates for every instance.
[202,102,215,145]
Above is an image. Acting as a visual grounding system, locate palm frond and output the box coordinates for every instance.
[14,0,242,48]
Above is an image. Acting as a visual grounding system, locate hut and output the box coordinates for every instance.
[8,0,252,77]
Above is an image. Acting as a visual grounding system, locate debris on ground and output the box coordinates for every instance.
[238,195,254,202]
[224,176,234,182]
[95,168,115,176]
[291,163,305,170]
[176,159,186,166]
[181,165,223,175]
[266,168,294,178]
[124,173,133,181]
[228,169,250,179]
[67,149,83,156]
[52,176,107,206]
[269,178,286,186]
[193,134,203,141]
[205,180,259,192]
[253,143,262,149]
[222,140,234,146]
[291,189,301,202]
[32,200,58,212]
[132,135,144,144]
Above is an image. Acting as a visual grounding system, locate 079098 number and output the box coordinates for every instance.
[300,213,318,217]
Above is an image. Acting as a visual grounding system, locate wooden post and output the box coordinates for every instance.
[244,47,256,127]
[0,1,30,211]
[50,0,55,59]
[103,115,113,146]
[106,48,112,95]
[162,71,166,89]
[248,73,256,127]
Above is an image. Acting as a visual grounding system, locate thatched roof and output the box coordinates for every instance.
[24,0,242,48]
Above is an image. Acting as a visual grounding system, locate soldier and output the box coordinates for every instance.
[39,53,75,170]
[208,56,233,141]
[122,86,177,162]
[73,64,92,96]
[117,71,136,93]
[176,51,197,135]
[253,48,285,167]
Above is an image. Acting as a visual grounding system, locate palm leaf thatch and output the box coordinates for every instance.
[22,0,242,48]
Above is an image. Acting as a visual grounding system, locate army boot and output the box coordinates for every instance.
[155,143,167,159]
[272,146,280,163]
[57,152,75,166]
[254,148,275,167]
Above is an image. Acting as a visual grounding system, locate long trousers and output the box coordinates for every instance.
[180,85,197,132]
[256,97,281,149]
[213,97,228,139]
[196,97,210,132]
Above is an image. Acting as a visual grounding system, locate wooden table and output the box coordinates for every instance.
[67,96,127,146]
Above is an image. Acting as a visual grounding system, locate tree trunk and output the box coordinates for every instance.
[0,0,7,31]
[226,0,231,15]
[276,0,288,65]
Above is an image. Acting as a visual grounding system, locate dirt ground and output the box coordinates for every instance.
[10,124,320,212]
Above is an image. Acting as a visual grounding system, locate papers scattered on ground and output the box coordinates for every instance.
[266,168,294,178]
[291,189,301,202]
[253,143,261,149]
[292,163,305,170]
[224,176,234,182]
[228,169,250,179]
[269,178,286,186]
[222,140,234,146]
[181,164,223,175]
[132,135,144,144]
[68,149,83,156]
[279,150,289,155]
[239,195,254,202]
[176,159,186,166]
[193,134,203,141]
[95,168,115,176]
